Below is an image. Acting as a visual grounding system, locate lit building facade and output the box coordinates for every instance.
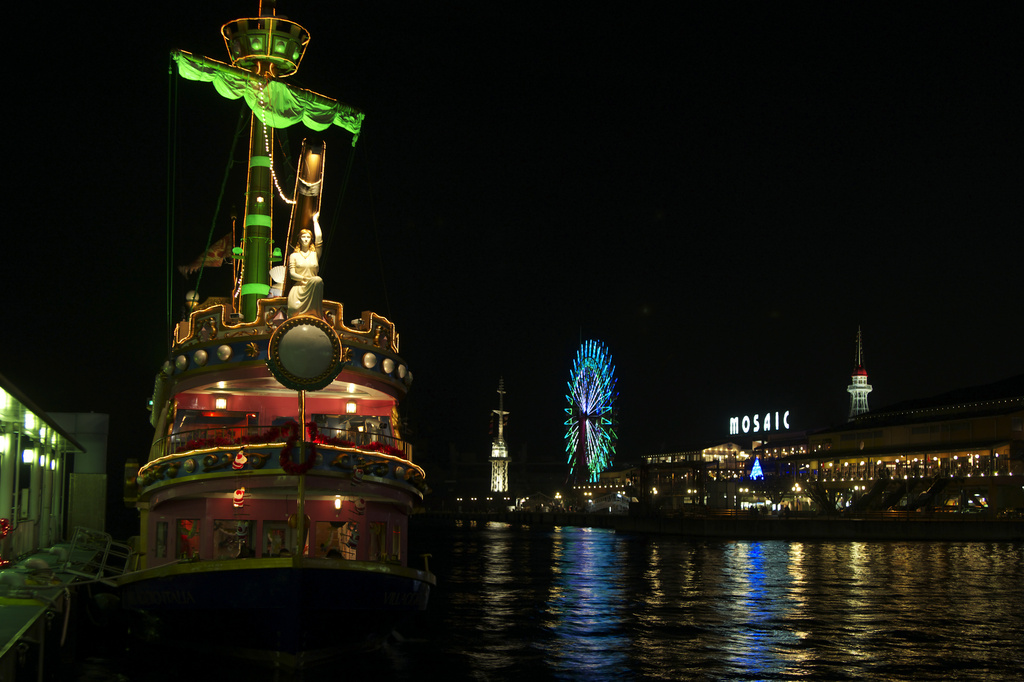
[642,375,1023,514]
[795,378,1024,511]
[641,443,752,511]
[0,373,85,559]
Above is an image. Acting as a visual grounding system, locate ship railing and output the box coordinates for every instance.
[156,425,413,462]
[61,527,134,587]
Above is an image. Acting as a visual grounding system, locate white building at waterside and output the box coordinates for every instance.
[0,373,87,560]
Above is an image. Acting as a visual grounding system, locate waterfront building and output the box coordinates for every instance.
[637,374,1023,515]
[570,464,639,512]
[640,443,751,512]
[795,374,1024,512]
[0,373,85,559]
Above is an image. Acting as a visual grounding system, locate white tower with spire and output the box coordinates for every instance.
[847,327,872,420]
[490,378,509,492]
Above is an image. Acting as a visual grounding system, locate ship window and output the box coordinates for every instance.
[264,521,292,557]
[177,519,200,560]
[369,522,386,562]
[155,521,168,559]
[173,409,256,450]
[213,519,254,559]
[315,521,357,560]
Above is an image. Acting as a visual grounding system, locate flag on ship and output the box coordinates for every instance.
[179,233,233,276]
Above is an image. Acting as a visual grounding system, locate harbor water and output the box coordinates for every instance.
[72,522,1023,680]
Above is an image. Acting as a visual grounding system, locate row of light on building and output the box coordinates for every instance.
[0,412,62,470]
[879,397,1022,418]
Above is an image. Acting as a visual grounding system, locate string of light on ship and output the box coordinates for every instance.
[258,78,299,206]
[136,443,424,481]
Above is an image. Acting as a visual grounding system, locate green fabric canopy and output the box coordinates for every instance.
[173,50,364,142]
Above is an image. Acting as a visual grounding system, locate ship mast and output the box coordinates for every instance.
[221,0,311,321]
[171,1,363,321]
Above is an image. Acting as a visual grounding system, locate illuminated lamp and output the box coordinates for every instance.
[346,401,357,414]
[50,458,56,471]
[215,397,228,410]
[334,495,342,516]
[22,448,33,464]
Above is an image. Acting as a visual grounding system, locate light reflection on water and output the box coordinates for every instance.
[82,524,1024,680]
[540,527,631,679]
[415,523,1024,681]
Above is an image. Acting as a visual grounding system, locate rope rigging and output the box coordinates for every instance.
[191,102,249,315]
[166,63,381,328]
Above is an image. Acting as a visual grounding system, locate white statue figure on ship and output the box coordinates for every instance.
[287,212,324,318]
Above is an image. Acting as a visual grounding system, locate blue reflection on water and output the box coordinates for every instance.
[728,541,770,677]
[539,526,632,679]
[426,526,1024,681]
[71,525,1024,681]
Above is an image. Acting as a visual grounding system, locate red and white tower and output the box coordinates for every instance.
[847,327,872,419]
[490,378,509,492]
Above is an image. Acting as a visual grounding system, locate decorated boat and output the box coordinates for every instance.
[119,1,434,667]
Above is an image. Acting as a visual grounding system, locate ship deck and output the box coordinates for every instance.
[0,541,113,680]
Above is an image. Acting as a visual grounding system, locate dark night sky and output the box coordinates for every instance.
[4,2,1021,473]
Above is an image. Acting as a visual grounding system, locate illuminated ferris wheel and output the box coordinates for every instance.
[564,339,618,484]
